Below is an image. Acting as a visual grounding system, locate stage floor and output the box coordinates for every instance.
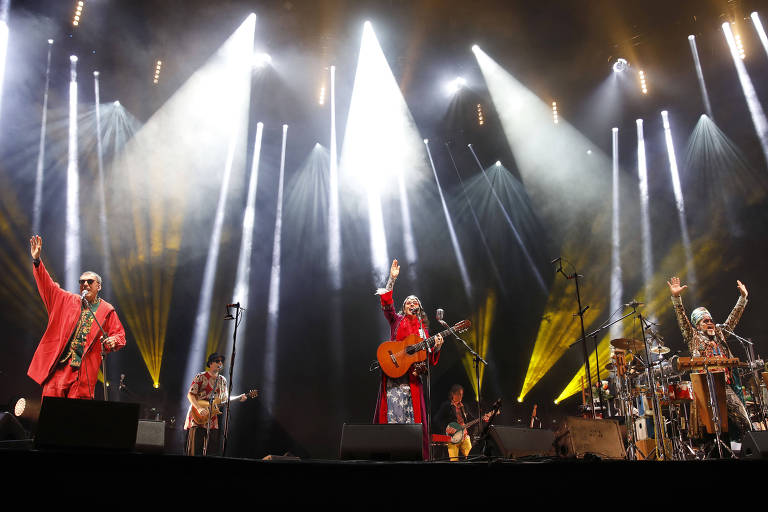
[3,447,767,503]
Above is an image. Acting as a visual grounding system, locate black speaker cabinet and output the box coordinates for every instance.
[487,426,556,459]
[554,416,626,459]
[34,397,140,451]
[135,419,166,453]
[740,431,768,459]
[340,423,423,461]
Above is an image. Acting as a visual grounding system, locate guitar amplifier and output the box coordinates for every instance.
[340,423,423,461]
[135,420,165,453]
[554,416,626,460]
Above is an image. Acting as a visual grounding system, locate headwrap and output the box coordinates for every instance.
[690,306,712,328]
[403,295,420,313]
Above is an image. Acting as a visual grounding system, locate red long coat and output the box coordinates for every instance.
[29,260,126,396]
[374,290,439,458]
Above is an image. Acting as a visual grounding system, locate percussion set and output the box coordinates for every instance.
[594,331,768,460]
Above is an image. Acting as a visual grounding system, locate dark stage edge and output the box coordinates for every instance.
[3,448,768,502]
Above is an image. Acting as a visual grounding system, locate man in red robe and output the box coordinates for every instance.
[28,235,126,399]
[374,259,443,459]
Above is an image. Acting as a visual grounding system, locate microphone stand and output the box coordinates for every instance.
[438,314,488,446]
[222,303,244,457]
[415,300,433,461]
[82,296,110,401]
[720,325,767,429]
[554,258,595,418]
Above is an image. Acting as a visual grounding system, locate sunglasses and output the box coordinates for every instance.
[79,279,96,285]
[210,359,224,364]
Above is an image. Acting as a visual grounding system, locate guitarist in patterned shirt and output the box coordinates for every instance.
[184,353,246,456]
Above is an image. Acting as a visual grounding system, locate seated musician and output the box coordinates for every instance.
[373,259,444,460]
[667,277,752,440]
[184,353,246,456]
[434,384,491,461]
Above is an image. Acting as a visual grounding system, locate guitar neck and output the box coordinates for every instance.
[411,325,455,351]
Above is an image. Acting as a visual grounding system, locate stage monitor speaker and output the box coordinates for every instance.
[340,423,423,461]
[487,426,555,459]
[135,419,165,453]
[0,412,28,441]
[554,416,626,460]
[35,397,140,452]
[740,431,768,459]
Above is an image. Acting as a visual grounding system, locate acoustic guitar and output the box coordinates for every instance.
[376,320,471,379]
[189,389,258,427]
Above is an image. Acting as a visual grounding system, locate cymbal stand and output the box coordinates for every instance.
[721,325,767,429]
[616,354,644,460]
[635,308,667,460]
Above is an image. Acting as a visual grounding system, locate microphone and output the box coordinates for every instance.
[226,303,240,309]
[624,300,645,308]
[550,256,561,264]
[80,289,89,305]
[436,308,444,322]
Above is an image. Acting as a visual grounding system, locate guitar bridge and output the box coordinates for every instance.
[388,351,399,368]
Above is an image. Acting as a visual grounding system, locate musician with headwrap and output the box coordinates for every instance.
[667,276,752,440]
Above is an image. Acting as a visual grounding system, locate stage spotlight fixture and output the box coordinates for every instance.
[445,76,467,96]
[253,52,272,69]
[495,160,501,167]
[423,138,428,144]
[113,100,120,106]
[551,101,559,124]
[70,55,78,63]
[517,397,523,403]
[13,396,41,425]
[48,39,54,45]
[476,103,484,125]
[93,70,99,77]
[73,1,84,26]
[638,70,648,94]
[471,44,480,53]
[612,57,628,73]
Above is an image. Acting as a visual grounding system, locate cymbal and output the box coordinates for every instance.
[650,345,671,354]
[610,338,645,352]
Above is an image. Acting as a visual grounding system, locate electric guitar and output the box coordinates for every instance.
[446,399,501,444]
[189,389,258,426]
[376,320,471,379]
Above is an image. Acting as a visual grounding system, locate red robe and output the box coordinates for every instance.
[374,290,439,458]
[29,260,126,398]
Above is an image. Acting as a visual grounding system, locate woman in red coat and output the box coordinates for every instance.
[374,259,443,459]
[28,235,126,399]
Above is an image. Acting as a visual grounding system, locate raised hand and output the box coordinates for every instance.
[30,235,42,260]
[737,280,748,299]
[666,277,687,297]
[390,259,400,280]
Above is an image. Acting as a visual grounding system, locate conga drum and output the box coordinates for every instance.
[690,370,728,434]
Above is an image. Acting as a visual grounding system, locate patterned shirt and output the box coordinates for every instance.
[184,371,228,430]
[59,299,101,368]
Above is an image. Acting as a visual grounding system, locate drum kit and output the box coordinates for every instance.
[603,330,768,460]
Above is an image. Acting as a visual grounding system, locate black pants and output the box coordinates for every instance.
[186,426,221,456]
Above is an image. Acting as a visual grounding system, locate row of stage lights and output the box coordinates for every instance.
[153,60,162,84]
[72,1,84,27]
